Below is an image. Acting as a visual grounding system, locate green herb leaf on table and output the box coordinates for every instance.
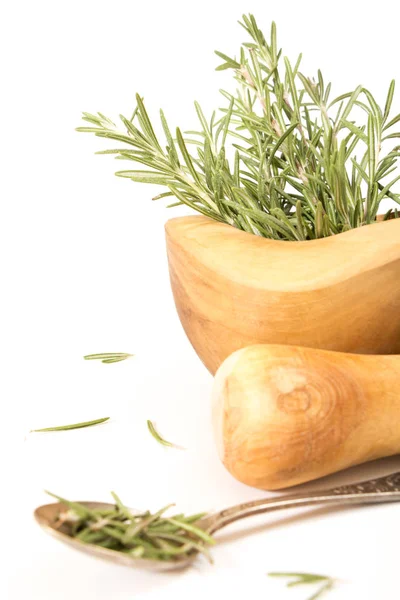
[268,572,335,599]
[147,420,183,449]
[45,491,214,562]
[84,353,133,364]
[30,417,110,432]
[77,14,400,241]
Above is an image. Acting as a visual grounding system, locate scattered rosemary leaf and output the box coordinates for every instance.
[147,420,181,449]
[268,572,335,599]
[30,417,110,432]
[83,353,133,363]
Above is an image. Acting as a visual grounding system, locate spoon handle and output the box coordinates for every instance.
[208,471,400,534]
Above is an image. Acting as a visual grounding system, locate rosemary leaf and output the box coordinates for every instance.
[165,518,215,545]
[83,353,133,363]
[269,572,336,599]
[45,492,95,518]
[122,504,174,543]
[147,420,182,449]
[30,417,110,432]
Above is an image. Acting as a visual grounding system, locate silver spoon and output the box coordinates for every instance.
[34,470,400,571]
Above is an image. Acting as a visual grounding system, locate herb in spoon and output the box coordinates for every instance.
[44,491,214,563]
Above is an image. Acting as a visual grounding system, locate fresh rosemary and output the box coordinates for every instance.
[77,14,400,241]
[46,491,214,562]
[84,353,133,364]
[30,417,110,432]
[269,572,335,599]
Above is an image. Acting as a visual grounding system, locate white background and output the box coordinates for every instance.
[2,0,400,598]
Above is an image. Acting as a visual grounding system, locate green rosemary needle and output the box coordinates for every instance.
[147,420,181,449]
[30,417,110,432]
[269,572,335,599]
[83,353,133,363]
[46,491,214,563]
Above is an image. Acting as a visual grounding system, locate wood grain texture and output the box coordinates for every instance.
[165,216,400,374]
[212,344,400,490]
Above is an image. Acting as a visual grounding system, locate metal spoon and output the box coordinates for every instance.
[34,470,400,571]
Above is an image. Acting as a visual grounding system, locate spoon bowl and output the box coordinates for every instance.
[34,501,197,571]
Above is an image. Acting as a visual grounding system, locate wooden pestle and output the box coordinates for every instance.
[212,344,400,489]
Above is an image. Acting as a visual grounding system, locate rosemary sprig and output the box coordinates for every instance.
[46,491,214,562]
[269,572,335,599]
[147,420,182,449]
[77,14,400,241]
[84,353,133,364]
[30,417,110,432]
